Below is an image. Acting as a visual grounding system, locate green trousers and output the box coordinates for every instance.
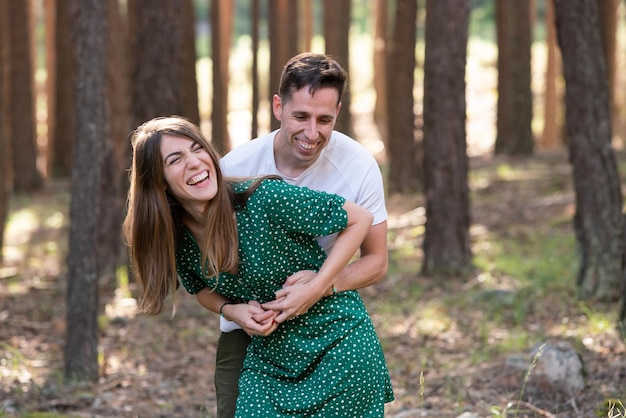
[215,329,251,418]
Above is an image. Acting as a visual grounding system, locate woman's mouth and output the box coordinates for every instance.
[187,171,209,186]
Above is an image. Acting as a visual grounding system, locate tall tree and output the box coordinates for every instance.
[553,0,623,301]
[64,0,108,381]
[422,0,472,275]
[251,0,260,139]
[540,0,563,149]
[268,0,298,131]
[211,0,233,154]
[99,0,132,286]
[0,0,7,261]
[494,0,534,155]
[323,0,353,138]
[50,0,76,178]
[595,0,618,132]
[7,0,41,191]
[373,0,388,143]
[386,0,419,193]
[128,0,199,129]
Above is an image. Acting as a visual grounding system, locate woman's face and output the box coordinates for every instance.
[160,134,218,210]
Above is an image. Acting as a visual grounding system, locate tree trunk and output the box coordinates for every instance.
[210,0,233,154]
[0,0,7,261]
[300,0,313,52]
[99,0,132,288]
[268,0,298,131]
[422,0,472,276]
[128,0,199,128]
[386,0,419,193]
[51,0,75,178]
[65,0,108,382]
[540,0,563,150]
[323,0,352,138]
[251,0,259,139]
[494,0,534,155]
[595,0,618,136]
[554,0,624,301]
[7,0,41,191]
[373,0,388,144]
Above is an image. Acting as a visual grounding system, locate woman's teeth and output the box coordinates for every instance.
[188,171,208,185]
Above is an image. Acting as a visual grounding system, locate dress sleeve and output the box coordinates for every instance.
[175,231,209,295]
[254,179,348,237]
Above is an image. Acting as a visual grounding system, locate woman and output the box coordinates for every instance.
[123,116,393,417]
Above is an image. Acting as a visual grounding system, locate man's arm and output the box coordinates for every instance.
[263,220,388,321]
[333,221,388,292]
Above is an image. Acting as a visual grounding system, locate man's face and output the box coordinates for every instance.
[272,86,341,170]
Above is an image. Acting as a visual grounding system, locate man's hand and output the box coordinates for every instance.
[262,272,328,324]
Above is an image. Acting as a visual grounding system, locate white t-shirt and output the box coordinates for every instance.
[217,129,387,332]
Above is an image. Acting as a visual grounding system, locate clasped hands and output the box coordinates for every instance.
[226,270,334,336]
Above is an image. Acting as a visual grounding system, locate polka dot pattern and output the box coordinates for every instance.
[177,179,394,416]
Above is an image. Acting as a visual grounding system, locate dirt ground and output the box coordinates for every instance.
[1,151,625,418]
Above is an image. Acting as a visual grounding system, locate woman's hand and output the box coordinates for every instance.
[221,301,279,336]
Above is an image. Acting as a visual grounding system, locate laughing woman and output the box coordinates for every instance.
[123,116,393,417]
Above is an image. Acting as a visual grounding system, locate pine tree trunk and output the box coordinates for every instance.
[211,0,233,154]
[387,0,419,193]
[494,0,534,155]
[422,0,472,275]
[129,0,198,128]
[554,0,624,301]
[65,0,108,382]
[51,0,75,178]
[540,0,563,149]
[268,0,298,131]
[7,0,41,191]
[373,0,388,144]
[0,0,7,261]
[323,0,352,138]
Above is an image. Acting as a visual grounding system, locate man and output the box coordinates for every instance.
[215,52,388,417]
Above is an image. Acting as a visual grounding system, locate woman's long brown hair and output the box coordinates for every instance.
[123,116,241,315]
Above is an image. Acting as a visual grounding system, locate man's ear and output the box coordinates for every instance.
[272,94,283,121]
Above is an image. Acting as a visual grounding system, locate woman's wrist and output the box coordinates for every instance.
[219,301,236,319]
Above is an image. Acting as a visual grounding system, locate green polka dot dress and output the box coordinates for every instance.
[177,179,394,417]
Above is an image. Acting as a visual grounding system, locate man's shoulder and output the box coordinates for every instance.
[326,131,378,165]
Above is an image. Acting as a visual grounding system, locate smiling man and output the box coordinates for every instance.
[214,52,389,418]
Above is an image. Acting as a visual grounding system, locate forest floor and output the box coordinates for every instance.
[1,149,626,418]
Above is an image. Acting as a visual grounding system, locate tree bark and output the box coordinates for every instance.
[494,0,534,155]
[540,0,563,150]
[422,0,472,276]
[65,0,108,382]
[99,0,132,288]
[7,0,41,191]
[373,0,388,144]
[387,0,419,193]
[210,0,233,154]
[0,0,7,260]
[268,0,298,131]
[553,0,624,301]
[50,0,75,178]
[595,0,618,136]
[323,0,353,138]
[251,0,259,139]
[128,0,199,128]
